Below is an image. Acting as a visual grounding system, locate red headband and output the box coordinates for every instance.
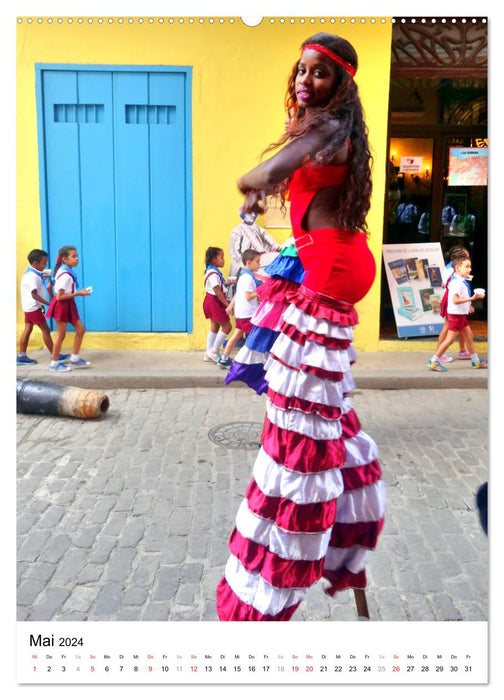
[302,43,356,77]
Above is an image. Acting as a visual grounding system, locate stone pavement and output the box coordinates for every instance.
[17,381,488,622]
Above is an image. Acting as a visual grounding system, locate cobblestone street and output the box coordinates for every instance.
[16,387,488,622]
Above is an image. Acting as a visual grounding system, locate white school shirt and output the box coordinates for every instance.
[54,268,76,294]
[447,273,471,315]
[20,268,45,312]
[204,269,225,296]
[234,270,259,319]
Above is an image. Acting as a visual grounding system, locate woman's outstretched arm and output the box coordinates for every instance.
[237,121,340,194]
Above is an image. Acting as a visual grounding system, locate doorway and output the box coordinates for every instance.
[36,65,193,332]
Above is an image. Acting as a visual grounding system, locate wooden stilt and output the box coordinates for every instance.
[353,588,370,620]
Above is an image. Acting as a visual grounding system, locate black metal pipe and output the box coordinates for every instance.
[16,378,109,419]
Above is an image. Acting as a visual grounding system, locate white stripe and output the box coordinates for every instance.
[283,305,355,340]
[233,346,268,366]
[343,431,379,467]
[324,545,371,574]
[224,555,309,616]
[265,362,347,407]
[335,480,386,523]
[235,500,333,560]
[266,401,343,440]
[348,342,358,364]
[253,448,345,504]
[271,333,352,373]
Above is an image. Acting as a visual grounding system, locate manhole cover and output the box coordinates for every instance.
[208,422,262,450]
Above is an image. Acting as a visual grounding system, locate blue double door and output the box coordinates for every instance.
[36,66,192,332]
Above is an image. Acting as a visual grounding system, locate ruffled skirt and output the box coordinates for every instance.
[224,245,305,394]
[216,282,385,621]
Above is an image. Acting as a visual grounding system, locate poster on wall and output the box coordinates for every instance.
[448,147,488,186]
[383,242,446,338]
[399,156,423,173]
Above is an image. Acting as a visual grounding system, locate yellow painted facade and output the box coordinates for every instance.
[16,15,442,353]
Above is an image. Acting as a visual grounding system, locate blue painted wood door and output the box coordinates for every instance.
[37,66,192,332]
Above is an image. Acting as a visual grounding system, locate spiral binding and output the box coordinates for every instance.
[17,17,487,25]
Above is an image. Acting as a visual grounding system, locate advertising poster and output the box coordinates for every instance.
[448,147,488,186]
[399,156,423,173]
[383,242,446,338]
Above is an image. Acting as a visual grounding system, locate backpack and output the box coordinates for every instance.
[440,273,453,318]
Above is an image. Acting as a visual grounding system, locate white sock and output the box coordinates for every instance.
[212,330,228,353]
[431,355,440,362]
[71,354,80,362]
[50,359,58,367]
[206,331,217,353]
[471,353,479,362]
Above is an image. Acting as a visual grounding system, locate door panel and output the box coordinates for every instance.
[149,71,187,331]
[114,71,152,331]
[78,70,116,329]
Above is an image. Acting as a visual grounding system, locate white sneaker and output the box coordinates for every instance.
[203,351,220,363]
[69,357,91,369]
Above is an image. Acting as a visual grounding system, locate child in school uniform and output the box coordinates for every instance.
[427,254,487,372]
[435,245,472,362]
[203,247,232,363]
[218,249,261,368]
[45,245,91,372]
[17,248,70,365]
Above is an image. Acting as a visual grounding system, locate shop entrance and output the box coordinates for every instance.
[380,19,487,340]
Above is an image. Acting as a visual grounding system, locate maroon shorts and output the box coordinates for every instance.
[46,297,80,325]
[447,313,469,333]
[236,317,253,334]
[24,309,47,326]
[203,293,229,324]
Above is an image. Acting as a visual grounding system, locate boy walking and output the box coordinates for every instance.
[17,249,69,365]
[218,249,261,368]
[427,255,487,372]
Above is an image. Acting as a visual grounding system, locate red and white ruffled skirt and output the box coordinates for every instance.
[216,284,385,621]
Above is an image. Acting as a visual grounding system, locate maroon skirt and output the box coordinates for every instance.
[46,297,80,325]
[203,293,229,323]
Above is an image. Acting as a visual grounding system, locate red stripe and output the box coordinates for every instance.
[300,363,344,381]
[322,568,367,596]
[267,387,343,420]
[216,577,301,621]
[329,518,385,549]
[258,277,300,302]
[341,409,361,438]
[280,320,352,349]
[341,460,382,490]
[287,286,358,326]
[245,479,337,532]
[228,528,325,588]
[261,418,347,473]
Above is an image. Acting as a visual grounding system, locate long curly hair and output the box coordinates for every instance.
[267,33,373,233]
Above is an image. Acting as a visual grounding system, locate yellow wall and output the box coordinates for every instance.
[17,15,393,351]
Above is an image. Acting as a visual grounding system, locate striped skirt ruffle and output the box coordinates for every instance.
[216,286,385,621]
[224,250,305,395]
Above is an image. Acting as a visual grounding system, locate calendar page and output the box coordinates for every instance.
[10,1,497,697]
